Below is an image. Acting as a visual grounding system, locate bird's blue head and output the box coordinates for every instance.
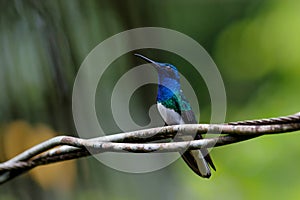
[135,54,181,101]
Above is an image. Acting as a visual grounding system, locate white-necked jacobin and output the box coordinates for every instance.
[135,53,216,178]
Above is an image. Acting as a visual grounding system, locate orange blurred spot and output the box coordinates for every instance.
[3,120,32,159]
[3,121,76,191]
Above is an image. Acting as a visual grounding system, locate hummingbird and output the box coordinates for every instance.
[135,53,216,178]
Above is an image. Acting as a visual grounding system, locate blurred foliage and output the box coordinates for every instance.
[0,0,300,200]
[215,0,300,119]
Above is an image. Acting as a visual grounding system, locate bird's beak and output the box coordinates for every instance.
[134,53,160,68]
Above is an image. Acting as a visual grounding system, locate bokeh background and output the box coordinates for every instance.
[1,0,300,199]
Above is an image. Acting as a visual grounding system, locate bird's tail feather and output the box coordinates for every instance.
[181,149,215,178]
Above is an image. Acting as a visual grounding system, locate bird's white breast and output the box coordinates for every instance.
[157,102,185,125]
[157,102,193,140]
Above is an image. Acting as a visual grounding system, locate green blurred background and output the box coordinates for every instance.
[1,0,300,199]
